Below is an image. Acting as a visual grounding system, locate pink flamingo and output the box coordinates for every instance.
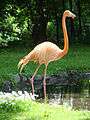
[18,10,76,100]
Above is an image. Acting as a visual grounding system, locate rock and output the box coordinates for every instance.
[13,73,32,92]
[2,81,12,93]
[30,93,38,101]
[12,91,19,97]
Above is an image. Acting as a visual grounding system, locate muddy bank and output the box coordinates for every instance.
[18,70,90,86]
[2,71,90,93]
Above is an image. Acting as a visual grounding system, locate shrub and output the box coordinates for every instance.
[0,99,22,112]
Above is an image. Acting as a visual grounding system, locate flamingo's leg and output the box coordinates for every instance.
[31,64,40,95]
[43,64,48,101]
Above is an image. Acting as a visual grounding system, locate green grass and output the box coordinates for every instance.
[0,100,90,120]
[0,44,90,76]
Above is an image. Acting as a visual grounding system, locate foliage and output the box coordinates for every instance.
[0,74,17,91]
[0,99,23,112]
[47,20,56,41]
[80,1,90,43]
[0,4,32,46]
[0,100,90,120]
[0,0,90,46]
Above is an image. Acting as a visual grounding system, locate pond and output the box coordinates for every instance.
[37,80,90,111]
[1,73,90,111]
[47,85,90,110]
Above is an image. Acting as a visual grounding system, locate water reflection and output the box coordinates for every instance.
[46,84,90,110]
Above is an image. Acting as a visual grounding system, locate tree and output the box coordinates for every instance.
[32,0,48,44]
[76,0,82,39]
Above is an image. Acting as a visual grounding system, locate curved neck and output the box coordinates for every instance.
[62,14,69,55]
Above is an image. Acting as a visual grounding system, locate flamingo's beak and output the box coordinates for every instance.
[18,60,22,70]
[18,60,24,73]
[72,14,76,19]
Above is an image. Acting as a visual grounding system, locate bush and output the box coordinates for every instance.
[0,4,32,47]
[47,21,56,41]
[0,99,23,112]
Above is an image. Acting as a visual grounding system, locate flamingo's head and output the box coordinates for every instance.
[64,10,76,19]
[18,57,28,73]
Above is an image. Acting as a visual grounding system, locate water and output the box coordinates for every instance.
[45,84,90,110]
[1,76,90,110]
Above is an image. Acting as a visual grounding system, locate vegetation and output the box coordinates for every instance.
[0,0,90,119]
[0,0,90,46]
[0,99,90,120]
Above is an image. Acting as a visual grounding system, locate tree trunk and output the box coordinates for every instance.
[32,0,48,45]
[62,0,65,11]
[32,19,47,45]
[55,12,59,44]
[69,0,74,42]
[76,0,82,39]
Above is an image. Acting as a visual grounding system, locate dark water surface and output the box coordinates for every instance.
[45,83,90,110]
[1,73,90,110]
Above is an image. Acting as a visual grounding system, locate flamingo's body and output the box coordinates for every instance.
[18,10,76,100]
[25,41,63,64]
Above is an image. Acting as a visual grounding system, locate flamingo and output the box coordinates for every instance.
[18,10,76,100]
